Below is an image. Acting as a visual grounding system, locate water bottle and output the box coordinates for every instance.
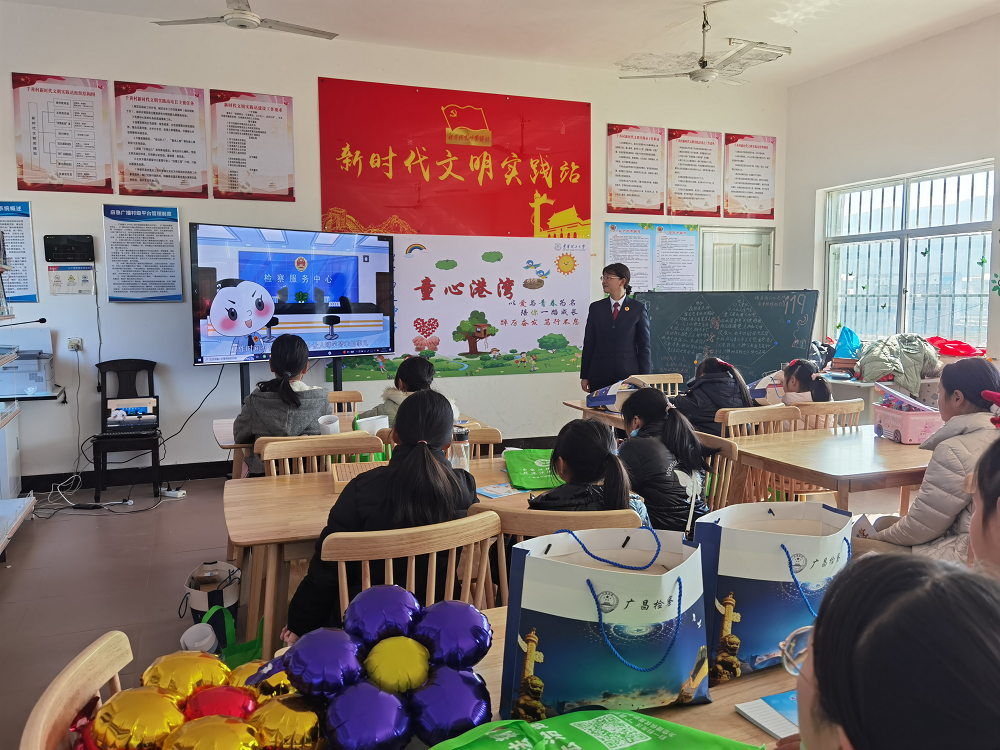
[451,426,470,471]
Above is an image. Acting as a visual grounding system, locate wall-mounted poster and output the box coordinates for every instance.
[605,222,698,292]
[667,129,722,217]
[318,78,591,238]
[11,73,113,193]
[115,82,207,198]
[340,235,589,381]
[0,202,39,302]
[103,205,182,302]
[724,134,776,220]
[211,90,294,201]
[607,124,665,214]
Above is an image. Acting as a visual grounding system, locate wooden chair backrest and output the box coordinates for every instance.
[376,427,394,447]
[469,504,641,542]
[792,399,865,430]
[715,405,802,437]
[327,390,364,412]
[321,511,503,617]
[256,434,384,476]
[694,431,739,510]
[468,427,503,459]
[20,631,132,750]
[633,373,684,396]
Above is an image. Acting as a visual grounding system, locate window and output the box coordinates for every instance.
[700,227,774,292]
[826,163,993,346]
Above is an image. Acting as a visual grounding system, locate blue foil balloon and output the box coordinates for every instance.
[327,681,412,750]
[409,667,492,746]
[344,586,421,648]
[245,656,286,687]
[284,628,365,697]
[411,601,492,669]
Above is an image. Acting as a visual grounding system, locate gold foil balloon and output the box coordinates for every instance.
[162,716,259,750]
[142,651,231,699]
[90,687,184,750]
[229,660,267,690]
[255,670,295,704]
[364,636,429,693]
[249,695,323,750]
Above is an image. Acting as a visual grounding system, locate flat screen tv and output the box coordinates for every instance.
[190,223,393,365]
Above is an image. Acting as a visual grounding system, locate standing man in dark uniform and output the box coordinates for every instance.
[580,263,651,392]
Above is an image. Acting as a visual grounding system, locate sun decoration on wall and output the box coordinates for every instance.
[555,253,577,275]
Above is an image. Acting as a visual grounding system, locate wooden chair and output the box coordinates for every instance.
[321,511,503,618]
[469,504,641,544]
[327,390,364,413]
[256,434,384,476]
[376,427,394,447]
[715,405,801,502]
[468,427,503,459]
[695,431,739,510]
[791,399,865,430]
[21,631,133,750]
[633,373,684,396]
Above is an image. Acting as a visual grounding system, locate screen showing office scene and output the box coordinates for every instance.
[106,398,157,426]
[191,225,393,364]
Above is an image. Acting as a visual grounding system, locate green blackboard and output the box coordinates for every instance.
[635,290,820,385]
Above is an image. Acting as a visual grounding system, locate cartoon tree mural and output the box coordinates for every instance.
[452,310,498,356]
[537,333,570,352]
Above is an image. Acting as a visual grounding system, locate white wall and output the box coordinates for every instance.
[0,1,787,476]
[784,16,1000,341]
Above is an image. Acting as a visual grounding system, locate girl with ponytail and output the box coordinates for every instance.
[529,419,649,525]
[233,334,330,476]
[285,389,478,640]
[672,356,754,436]
[620,388,711,532]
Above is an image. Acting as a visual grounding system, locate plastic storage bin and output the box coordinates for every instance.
[873,403,943,444]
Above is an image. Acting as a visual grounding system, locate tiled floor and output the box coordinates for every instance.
[0,478,904,745]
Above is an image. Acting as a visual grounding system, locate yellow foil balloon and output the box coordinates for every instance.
[163,716,259,750]
[229,661,268,690]
[249,695,322,750]
[255,670,296,705]
[91,687,184,750]
[364,636,429,693]
[142,651,231,699]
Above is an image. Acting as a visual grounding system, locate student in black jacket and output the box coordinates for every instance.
[282,390,477,642]
[672,357,753,436]
[619,388,711,533]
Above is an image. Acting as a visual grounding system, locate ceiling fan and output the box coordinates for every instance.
[153,0,338,40]
[618,0,790,86]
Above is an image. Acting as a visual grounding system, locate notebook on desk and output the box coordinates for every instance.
[736,690,799,740]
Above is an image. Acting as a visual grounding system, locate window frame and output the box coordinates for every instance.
[824,160,994,341]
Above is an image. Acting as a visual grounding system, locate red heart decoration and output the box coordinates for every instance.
[413,318,439,337]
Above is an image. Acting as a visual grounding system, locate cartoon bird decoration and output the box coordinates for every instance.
[523,260,542,270]
[536,269,550,279]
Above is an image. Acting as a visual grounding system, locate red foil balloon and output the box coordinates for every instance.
[185,685,258,721]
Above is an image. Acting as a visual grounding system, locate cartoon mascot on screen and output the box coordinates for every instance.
[209,279,276,355]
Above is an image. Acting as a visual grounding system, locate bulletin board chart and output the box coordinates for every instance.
[605,222,699,292]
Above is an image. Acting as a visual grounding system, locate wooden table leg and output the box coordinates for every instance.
[899,485,913,516]
[729,459,751,506]
[836,479,850,511]
[262,544,280,659]
[232,448,246,479]
[239,545,253,608]
[246,545,266,641]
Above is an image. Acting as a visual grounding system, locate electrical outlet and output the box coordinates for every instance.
[67,337,83,351]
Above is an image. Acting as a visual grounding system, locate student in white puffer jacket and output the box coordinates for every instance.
[867,358,1000,563]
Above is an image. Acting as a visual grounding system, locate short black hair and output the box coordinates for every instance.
[939,357,1000,410]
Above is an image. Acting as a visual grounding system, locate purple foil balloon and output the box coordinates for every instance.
[344,585,422,648]
[245,656,286,687]
[327,681,412,750]
[409,668,492,746]
[411,601,492,669]
[284,628,365,696]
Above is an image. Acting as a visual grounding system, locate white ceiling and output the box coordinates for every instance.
[7,0,1000,86]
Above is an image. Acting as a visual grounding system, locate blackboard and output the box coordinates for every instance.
[635,290,820,386]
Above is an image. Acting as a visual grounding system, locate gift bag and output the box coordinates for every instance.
[501,527,711,721]
[202,605,263,668]
[694,502,852,687]
[178,561,241,650]
[505,449,564,491]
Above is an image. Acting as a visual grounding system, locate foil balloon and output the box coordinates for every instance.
[70,696,101,750]
[409,668,492,746]
[343,585,421,648]
[184,685,258,721]
[283,628,365,696]
[246,657,296,703]
[142,651,231,699]
[229,660,267,690]
[326,682,411,750]
[364,636,429,694]
[411,601,492,669]
[90,687,184,750]
[161,716,259,750]
[248,694,323,750]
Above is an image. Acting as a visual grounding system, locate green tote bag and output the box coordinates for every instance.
[504,449,564,491]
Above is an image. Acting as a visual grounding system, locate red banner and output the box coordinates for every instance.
[318,78,591,238]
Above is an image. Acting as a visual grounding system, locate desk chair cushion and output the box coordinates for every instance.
[232,388,332,475]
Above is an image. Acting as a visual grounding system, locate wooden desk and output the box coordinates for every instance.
[225,458,517,657]
[731,425,929,510]
[478,606,791,746]
[563,399,625,431]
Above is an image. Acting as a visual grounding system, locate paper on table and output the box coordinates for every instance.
[735,690,798,740]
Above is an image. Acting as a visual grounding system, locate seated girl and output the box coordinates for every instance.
[771,358,833,430]
[857,358,1000,562]
[232,334,330,476]
[619,388,710,532]
[777,554,1000,750]
[528,419,649,526]
[283,389,478,642]
[969,428,1000,570]
[671,357,753,436]
[356,355,459,427]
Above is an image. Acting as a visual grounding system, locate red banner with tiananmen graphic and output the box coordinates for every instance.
[318,78,591,238]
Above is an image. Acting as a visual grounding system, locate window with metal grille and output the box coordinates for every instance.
[826,162,994,346]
